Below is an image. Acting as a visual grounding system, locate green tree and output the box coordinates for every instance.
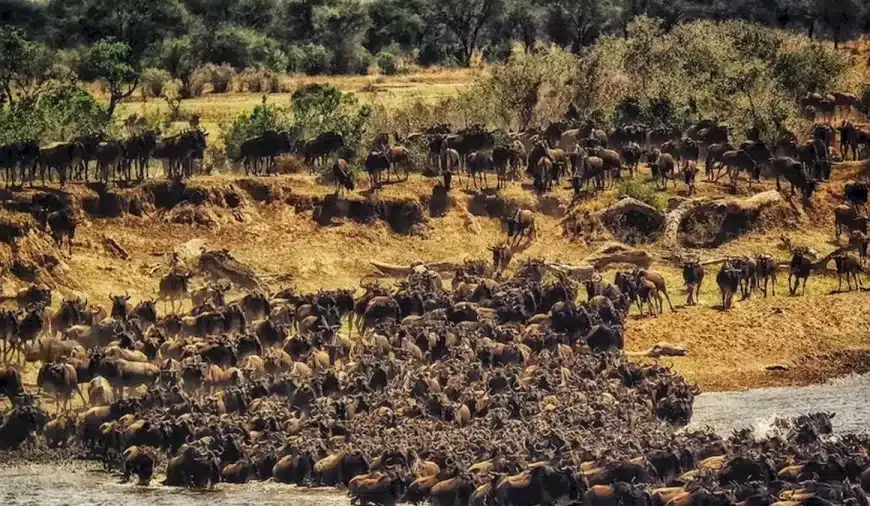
[291,83,371,149]
[543,0,621,52]
[46,0,188,61]
[79,39,139,119]
[815,0,858,47]
[0,27,64,106]
[429,0,504,66]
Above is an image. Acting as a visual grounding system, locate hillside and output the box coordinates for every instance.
[2,157,868,393]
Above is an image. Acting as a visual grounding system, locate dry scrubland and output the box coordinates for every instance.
[115,68,478,141]
[4,153,870,393]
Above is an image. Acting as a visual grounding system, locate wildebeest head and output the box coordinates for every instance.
[110,292,131,319]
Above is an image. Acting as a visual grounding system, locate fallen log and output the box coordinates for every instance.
[663,190,786,250]
[199,249,266,291]
[594,197,665,242]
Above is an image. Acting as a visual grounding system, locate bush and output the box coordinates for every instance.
[140,67,172,98]
[0,84,108,145]
[772,40,847,100]
[238,69,281,93]
[287,43,333,75]
[291,83,371,151]
[616,179,668,211]
[376,51,399,75]
[191,64,235,94]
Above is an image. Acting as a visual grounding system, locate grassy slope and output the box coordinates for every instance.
[7,157,869,393]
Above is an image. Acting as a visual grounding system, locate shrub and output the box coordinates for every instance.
[616,179,667,211]
[291,83,371,151]
[140,67,172,98]
[191,64,235,94]
[287,43,333,75]
[238,69,282,93]
[0,84,108,145]
[376,51,399,75]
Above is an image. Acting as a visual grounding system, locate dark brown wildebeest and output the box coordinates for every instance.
[620,142,642,178]
[682,261,704,306]
[153,129,208,178]
[772,157,817,202]
[122,130,158,180]
[788,247,813,296]
[535,156,553,193]
[637,278,660,317]
[716,261,741,310]
[38,142,84,187]
[95,140,125,182]
[647,150,676,190]
[0,365,23,400]
[493,145,513,189]
[755,254,778,297]
[845,181,869,210]
[110,292,131,319]
[834,204,868,239]
[467,151,494,189]
[35,207,76,255]
[365,150,390,189]
[302,131,344,172]
[331,159,354,196]
[238,130,295,175]
[720,150,759,189]
[732,256,757,300]
[159,271,194,313]
[37,362,85,413]
[682,160,698,196]
[834,253,863,292]
[704,142,735,181]
[507,209,536,245]
[489,243,513,275]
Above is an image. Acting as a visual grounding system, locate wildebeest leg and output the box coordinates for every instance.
[801,277,808,295]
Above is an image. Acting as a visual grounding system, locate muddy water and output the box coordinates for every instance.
[0,463,351,505]
[2,374,869,504]
[688,373,870,435]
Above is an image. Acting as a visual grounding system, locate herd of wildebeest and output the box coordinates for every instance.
[1,96,870,505]
[0,243,866,505]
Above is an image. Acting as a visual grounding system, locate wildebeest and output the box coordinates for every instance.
[682,160,698,195]
[507,209,537,245]
[682,261,704,306]
[331,159,355,196]
[37,362,85,413]
[364,151,390,188]
[303,132,344,171]
[647,150,676,189]
[37,142,84,186]
[467,151,494,189]
[834,204,868,239]
[755,254,777,297]
[720,150,759,189]
[788,247,813,295]
[386,145,412,181]
[716,261,741,309]
[153,129,208,178]
[159,271,194,313]
[238,130,295,175]
[634,269,674,313]
[844,181,869,210]
[772,157,817,201]
[833,253,863,292]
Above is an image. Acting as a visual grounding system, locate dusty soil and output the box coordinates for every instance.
[3,161,869,393]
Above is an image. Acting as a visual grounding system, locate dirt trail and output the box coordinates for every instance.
[2,162,868,392]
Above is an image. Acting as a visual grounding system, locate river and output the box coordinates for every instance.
[2,374,869,505]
